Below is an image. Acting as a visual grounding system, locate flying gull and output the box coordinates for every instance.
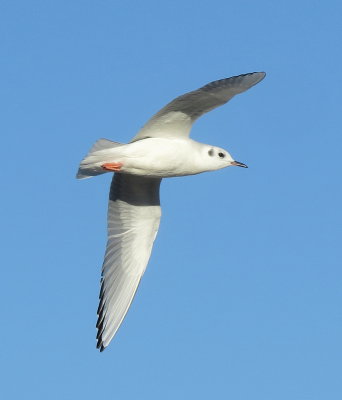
[77,71,266,351]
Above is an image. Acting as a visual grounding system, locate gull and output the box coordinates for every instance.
[77,72,266,351]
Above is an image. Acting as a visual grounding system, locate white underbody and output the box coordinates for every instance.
[78,137,231,179]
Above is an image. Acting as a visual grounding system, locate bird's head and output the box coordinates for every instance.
[203,145,248,171]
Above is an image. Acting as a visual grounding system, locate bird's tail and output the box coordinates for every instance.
[76,138,124,179]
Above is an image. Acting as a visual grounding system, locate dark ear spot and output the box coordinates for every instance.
[208,149,214,156]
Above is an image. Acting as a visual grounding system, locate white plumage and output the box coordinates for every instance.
[77,72,266,351]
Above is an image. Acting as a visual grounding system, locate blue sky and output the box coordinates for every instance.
[1,1,341,399]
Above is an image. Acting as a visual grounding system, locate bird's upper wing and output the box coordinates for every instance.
[96,173,161,351]
[131,72,266,141]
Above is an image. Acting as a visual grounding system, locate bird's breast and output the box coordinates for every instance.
[118,138,204,178]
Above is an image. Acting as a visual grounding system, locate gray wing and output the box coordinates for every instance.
[131,72,266,141]
[96,173,161,351]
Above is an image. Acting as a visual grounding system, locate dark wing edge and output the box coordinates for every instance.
[96,174,162,351]
[160,71,266,120]
[132,72,266,140]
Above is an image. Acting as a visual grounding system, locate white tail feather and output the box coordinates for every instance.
[76,138,124,179]
[88,138,122,153]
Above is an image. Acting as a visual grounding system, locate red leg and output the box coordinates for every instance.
[101,162,123,172]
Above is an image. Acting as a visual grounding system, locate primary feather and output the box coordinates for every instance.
[132,72,265,140]
[96,174,161,351]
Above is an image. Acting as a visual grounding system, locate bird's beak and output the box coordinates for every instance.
[231,160,248,168]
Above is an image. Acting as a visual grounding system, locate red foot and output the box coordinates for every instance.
[101,162,123,172]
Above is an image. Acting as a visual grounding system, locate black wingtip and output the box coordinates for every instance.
[96,336,106,352]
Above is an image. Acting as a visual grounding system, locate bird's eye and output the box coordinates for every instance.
[208,149,214,156]
[218,152,225,158]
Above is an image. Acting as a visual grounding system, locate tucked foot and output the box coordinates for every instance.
[101,162,123,172]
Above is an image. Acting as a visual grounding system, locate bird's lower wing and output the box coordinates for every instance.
[96,174,161,351]
[131,72,265,141]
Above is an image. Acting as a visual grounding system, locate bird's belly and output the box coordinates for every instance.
[121,157,198,178]
[119,140,202,178]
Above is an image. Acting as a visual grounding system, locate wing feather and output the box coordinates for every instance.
[132,72,266,141]
[96,174,161,351]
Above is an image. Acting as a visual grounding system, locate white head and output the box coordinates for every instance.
[202,145,248,171]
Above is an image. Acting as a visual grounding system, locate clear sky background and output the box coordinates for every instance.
[1,1,341,399]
